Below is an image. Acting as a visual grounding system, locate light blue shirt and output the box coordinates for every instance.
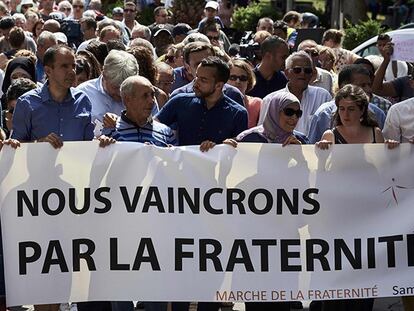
[308,97,387,144]
[11,82,94,142]
[77,76,124,122]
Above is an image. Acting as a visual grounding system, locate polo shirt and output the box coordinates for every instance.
[109,111,177,146]
[156,93,248,146]
[170,81,245,107]
[247,67,288,99]
[383,97,414,143]
[11,82,94,141]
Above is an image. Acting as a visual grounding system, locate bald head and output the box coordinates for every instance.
[121,75,153,99]
[43,19,61,33]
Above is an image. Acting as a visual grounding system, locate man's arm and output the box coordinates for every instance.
[382,106,401,142]
[372,42,398,97]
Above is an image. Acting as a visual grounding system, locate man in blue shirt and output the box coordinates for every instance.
[171,41,244,106]
[247,35,289,99]
[308,65,387,143]
[157,56,247,148]
[108,75,176,147]
[12,45,94,148]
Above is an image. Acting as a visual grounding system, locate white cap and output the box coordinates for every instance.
[205,1,219,10]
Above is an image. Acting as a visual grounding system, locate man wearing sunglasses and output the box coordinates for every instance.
[122,1,139,36]
[297,39,334,95]
[258,51,332,136]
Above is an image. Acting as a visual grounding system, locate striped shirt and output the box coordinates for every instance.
[109,111,177,146]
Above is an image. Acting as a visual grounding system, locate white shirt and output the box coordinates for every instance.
[258,84,332,136]
[384,60,408,82]
[382,98,414,142]
[311,67,334,95]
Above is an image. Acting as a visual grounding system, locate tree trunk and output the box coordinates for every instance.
[342,0,368,24]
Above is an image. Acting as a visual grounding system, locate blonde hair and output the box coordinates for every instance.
[322,29,344,45]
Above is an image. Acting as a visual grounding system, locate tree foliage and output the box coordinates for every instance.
[231,2,282,31]
[343,19,388,50]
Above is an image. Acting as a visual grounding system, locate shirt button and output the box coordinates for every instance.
[60,134,63,137]
[60,118,63,121]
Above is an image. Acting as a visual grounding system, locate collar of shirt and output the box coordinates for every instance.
[40,81,77,105]
[121,110,152,127]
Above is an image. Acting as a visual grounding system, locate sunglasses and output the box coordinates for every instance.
[229,74,248,82]
[124,9,135,12]
[73,4,84,8]
[283,107,303,118]
[61,7,71,11]
[207,35,219,41]
[290,67,313,75]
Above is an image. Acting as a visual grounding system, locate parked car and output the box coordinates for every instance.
[352,28,414,57]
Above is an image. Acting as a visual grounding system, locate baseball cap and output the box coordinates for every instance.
[172,23,192,38]
[112,7,123,15]
[205,1,219,10]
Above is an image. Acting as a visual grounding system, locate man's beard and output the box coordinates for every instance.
[193,85,215,99]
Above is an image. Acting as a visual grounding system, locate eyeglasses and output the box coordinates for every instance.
[73,5,84,8]
[207,35,219,41]
[124,9,135,13]
[229,74,248,82]
[290,67,313,75]
[283,107,303,118]
[60,7,71,11]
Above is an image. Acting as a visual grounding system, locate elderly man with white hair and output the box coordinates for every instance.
[76,49,139,126]
[258,51,332,136]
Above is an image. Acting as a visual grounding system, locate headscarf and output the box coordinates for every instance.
[237,91,300,143]
[2,57,36,95]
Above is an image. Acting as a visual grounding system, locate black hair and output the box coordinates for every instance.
[338,64,371,88]
[260,35,287,55]
[199,56,230,83]
[6,77,37,103]
[43,44,74,67]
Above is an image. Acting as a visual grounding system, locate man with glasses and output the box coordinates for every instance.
[149,6,173,36]
[122,1,139,37]
[247,35,289,99]
[297,39,334,94]
[258,51,332,136]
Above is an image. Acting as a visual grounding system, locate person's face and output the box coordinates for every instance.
[35,22,43,37]
[155,8,168,24]
[204,7,216,19]
[278,102,301,132]
[157,70,174,94]
[11,68,31,80]
[206,30,220,47]
[123,4,137,21]
[102,74,122,102]
[75,70,88,86]
[45,50,76,89]
[124,82,155,123]
[257,21,273,34]
[72,0,84,17]
[338,97,364,127]
[323,39,336,48]
[101,30,120,43]
[376,39,390,53]
[303,47,319,65]
[285,56,314,89]
[59,4,72,17]
[15,18,26,29]
[41,0,54,11]
[26,15,38,31]
[273,29,287,40]
[270,44,289,71]
[37,38,56,60]
[319,52,334,72]
[112,13,123,21]
[228,66,249,95]
[193,65,218,99]
[186,48,213,77]
[351,73,372,98]
[21,4,33,13]
[5,99,16,131]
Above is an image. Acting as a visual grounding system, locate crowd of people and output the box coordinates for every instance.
[0,0,413,310]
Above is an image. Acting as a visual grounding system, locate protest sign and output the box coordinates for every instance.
[391,33,414,62]
[0,142,413,306]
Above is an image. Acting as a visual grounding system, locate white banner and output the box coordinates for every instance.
[391,33,414,62]
[0,142,414,306]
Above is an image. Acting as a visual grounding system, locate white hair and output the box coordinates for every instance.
[131,24,151,41]
[285,50,313,69]
[12,13,26,23]
[120,75,152,99]
[37,30,57,46]
[103,50,139,87]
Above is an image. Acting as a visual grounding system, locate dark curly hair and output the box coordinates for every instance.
[127,46,157,84]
